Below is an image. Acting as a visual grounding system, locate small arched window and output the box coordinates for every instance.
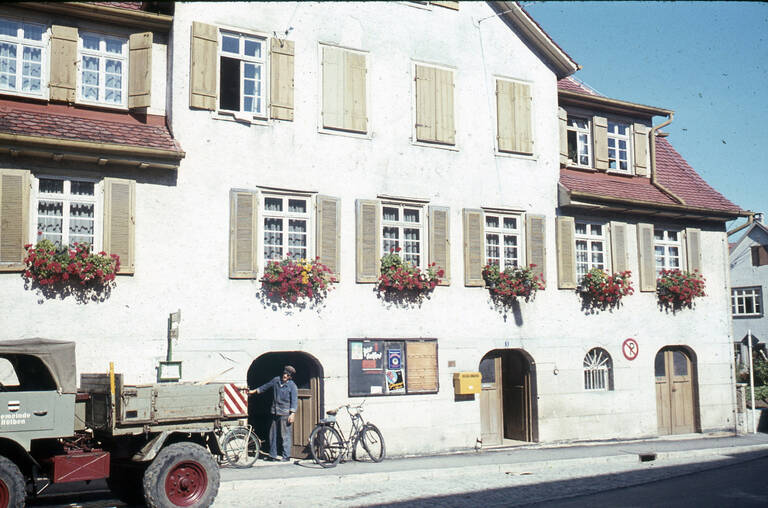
[583,348,613,391]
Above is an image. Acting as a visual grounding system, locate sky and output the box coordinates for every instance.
[524,1,768,227]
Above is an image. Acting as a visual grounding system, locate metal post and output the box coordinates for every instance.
[748,329,756,434]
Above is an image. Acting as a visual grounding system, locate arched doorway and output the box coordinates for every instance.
[654,346,699,435]
[247,352,324,458]
[478,349,537,446]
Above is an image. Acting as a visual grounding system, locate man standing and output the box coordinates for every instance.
[249,365,298,461]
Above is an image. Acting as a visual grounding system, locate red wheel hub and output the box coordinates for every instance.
[164,460,208,506]
[0,478,9,508]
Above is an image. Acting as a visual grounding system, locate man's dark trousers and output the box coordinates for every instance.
[269,414,291,459]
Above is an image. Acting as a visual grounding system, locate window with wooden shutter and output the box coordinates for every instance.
[270,38,294,121]
[103,178,135,275]
[128,32,152,109]
[555,216,576,289]
[189,21,217,110]
[0,169,29,271]
[610,221,629,274]
[322,45,367,133]
[526,214,546,284]
[50,25,78,103]
[356,199,380,283]
[462,208,484,287]
[633,123,649,176]
[429,206,450,285]
[593,115,608,170]
[685,228,702,273]
[0,18,46,98]
[558,107,568,165]
[229,190,259,278]
[496,79,532,155]
[316,195,341,281]
[637,223,655,292]
[415,63,455,145]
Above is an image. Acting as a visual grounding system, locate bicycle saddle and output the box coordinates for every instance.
[326,409,338,416]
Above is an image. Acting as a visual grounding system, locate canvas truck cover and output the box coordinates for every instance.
[0,339,77,394]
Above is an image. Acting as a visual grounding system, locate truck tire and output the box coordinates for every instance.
[143,442,219,508]
[107,462,147,505]
[0,456,25,508]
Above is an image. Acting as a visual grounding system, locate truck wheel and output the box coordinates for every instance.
[143,442,220,508]
[0,456,25,508]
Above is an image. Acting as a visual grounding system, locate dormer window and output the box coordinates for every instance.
[566,117,590,166]
[0,18,45,97]
[607,121,630,172]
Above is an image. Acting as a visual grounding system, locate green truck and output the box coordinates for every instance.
[0,339,255,508]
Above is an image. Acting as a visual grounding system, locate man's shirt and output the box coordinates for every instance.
[257,376,298,416]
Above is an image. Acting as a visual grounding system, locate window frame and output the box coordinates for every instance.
[566,115,592,167]
[574,219,609,280]
[261,191,314,266]
[31,174,102,251]
[381,201,426,270]
[654,227,683,274]
[347,338,439,397]
[317,42,371,139]
[583,347,614,391]
[76,30,128,109]
[216,27,269,121]
[731,286,763,318]
[411,60,458,151]
[484,210,524,271]
[606,120,632,174]
[0,16,48,99]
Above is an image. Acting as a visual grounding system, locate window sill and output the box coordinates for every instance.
[318,127,371,140]
[76,100,129,112]
[564,164,598,173]
[495,150,537,161]
[213,111,270,127]
[0,90,49,103]
[411,139,459,152]
[605,170,636,178]
[733,314,763,319]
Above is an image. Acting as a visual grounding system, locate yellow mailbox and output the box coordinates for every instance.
[453,372,481,395]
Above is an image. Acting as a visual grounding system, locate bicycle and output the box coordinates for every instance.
[308,401,385,468]
[218,422,261,468]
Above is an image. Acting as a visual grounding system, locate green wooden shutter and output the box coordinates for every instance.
[49,25,78,102]
[435,67,455,145]
[633,123,649,176]
[229,190,259,279]
[462,208,484,287]
[610,221,629,274]
[345,51,367,133]
[558,107,568,165]
[637,223,655,292]
[685,228,702,273]
[355,199,380,283]
[270,38,295,121]
[103,178,136,275]
[0,169,29,271]
[322,46,344,130]
[526,214,546,285]
[415,64,436,143]
[128,32,152,109]
[556,216,576,289]
[429,205,450,286]
[593,115,608,170]
[316,195,341,281]
[189,21,218,111]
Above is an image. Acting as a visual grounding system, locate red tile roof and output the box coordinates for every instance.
[0,107,181,154]
[557,77,601,96]
[560,136,741,215]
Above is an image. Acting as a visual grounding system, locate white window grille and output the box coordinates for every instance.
[654,228,681,274]
[79,32,127,106]
[607,121,631,172]
[35,177,99,249]
[583,348,613,391]
[485,212,522,270]
[575,221,607,279]
[219,30,266,117]
[731,287,763,317]
[0,18,45,96]
[263,194,311,263]
[382,203,423,268]
[566,117,591,166]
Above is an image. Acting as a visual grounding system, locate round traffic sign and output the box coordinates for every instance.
[622,338,639,361]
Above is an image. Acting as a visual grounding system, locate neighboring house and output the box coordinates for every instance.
[0,1,747,457]
[729,217,768,365]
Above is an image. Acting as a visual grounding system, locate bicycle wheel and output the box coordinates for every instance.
[309,425,343,468]
[358,424,385,463]
[221,426,260,468]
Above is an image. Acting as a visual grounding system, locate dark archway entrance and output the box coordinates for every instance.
[247,352,323,458]
[479,349,538,446]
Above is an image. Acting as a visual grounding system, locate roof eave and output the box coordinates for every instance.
[15,2,173,32]
[492,1,579,79]
[559,90,674,118]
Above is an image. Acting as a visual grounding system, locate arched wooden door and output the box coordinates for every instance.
[655,347,696,435]
[247,352,323,458]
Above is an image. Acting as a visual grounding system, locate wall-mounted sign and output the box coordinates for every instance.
[388,349,402,370]
[622,338,639,361]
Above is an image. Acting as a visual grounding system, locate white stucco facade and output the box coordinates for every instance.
[0,2,740,456]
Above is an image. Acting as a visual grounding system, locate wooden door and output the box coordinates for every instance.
[479,355,503,446]
[291,375,319,458]
[655,349,695,435]
[503,352,532,441]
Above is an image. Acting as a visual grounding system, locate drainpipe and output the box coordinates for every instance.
[727,211,756,237]
[649,112,686,205]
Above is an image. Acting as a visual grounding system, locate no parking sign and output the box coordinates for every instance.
[388,349,402,370]
[623,338,639,361]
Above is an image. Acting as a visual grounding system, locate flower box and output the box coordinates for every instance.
[578,268,634,310]
[377,248,443,304]
[657,269,705,309]
[23,240,119,288]
[481,264,544,305]
[260,257,336,305]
